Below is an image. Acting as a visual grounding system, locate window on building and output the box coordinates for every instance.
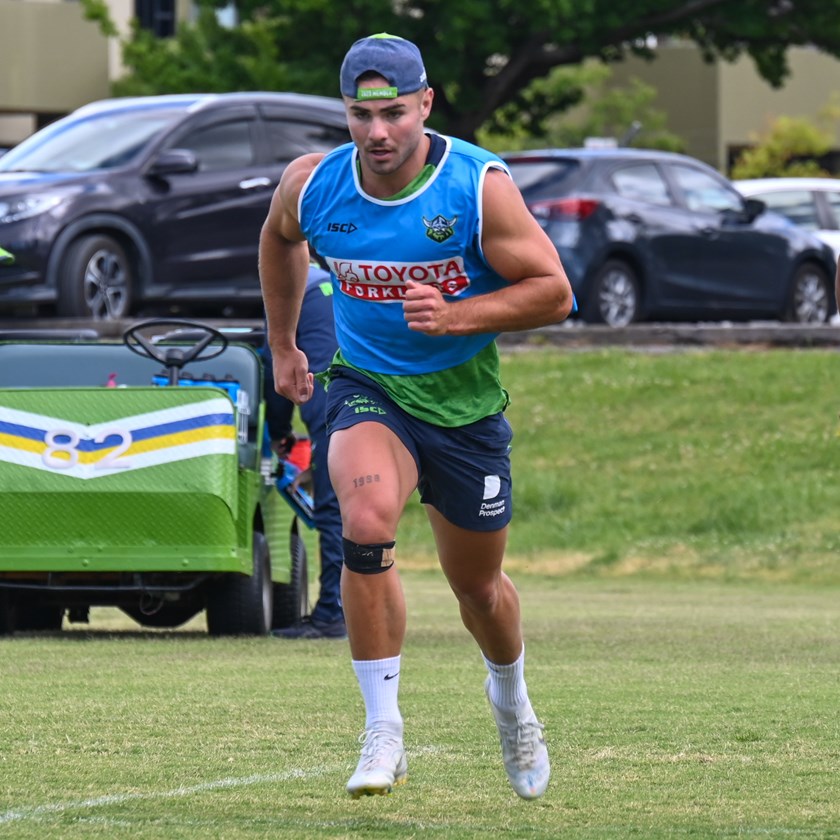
[135,0,176,38]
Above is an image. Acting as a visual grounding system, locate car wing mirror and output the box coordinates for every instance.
[743,197,766,223]
[147,148,199,177]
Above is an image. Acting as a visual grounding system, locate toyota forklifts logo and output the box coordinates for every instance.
[326,256,470,302]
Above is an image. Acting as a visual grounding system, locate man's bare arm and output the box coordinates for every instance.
[259,153,322,402]
[402,167,574,336]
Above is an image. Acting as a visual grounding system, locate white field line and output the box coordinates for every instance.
[0,766,333,826]
[0,746,445,827]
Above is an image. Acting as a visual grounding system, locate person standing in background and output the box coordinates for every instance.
[263,260,345,639]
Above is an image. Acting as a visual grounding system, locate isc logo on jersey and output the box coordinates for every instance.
[325,256,470,302]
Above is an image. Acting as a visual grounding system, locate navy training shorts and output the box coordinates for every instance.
[325,366,513,532]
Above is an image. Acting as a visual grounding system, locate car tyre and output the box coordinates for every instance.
[271,518,309,629]
[786,262,831,324]
[585,259,641,327]
[206,531,273,636]
[58,234,133,320]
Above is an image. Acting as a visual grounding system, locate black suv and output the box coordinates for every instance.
[0,93,350,319]
[503,148,837,326]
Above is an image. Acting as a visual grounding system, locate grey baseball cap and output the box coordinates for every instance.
[340,33,428,101]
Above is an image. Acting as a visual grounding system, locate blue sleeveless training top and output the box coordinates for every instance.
[298,135,510,376]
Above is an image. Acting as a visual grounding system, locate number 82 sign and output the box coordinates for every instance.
[42,428,132,470]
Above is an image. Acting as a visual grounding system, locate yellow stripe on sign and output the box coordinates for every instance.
[77,425,237,464]
[0,432,42,456]
[0,425,236,465]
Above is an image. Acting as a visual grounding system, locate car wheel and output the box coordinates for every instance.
[786,263,831,324]
[271,518,310,629]
[58,234,133,320]
[585,259,641,327]
[206,531,273,636]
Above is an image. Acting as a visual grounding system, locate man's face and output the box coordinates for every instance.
[344,77,433,179]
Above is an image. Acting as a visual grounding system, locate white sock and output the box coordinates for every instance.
[483,646,532,716]
[352,655,403,734]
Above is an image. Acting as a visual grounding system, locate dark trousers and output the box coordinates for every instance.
[264,367,344,624]
[306,391,344,624]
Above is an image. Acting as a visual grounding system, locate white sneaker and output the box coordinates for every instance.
[485,678,550,799]
[345,728,408,798]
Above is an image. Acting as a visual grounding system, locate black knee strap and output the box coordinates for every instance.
[342,538,396,575]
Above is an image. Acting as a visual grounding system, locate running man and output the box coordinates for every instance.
[259,33,574,799]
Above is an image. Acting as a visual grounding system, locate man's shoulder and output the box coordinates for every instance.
[311,142,355,174]
[301,144,355,200]
[279,152,329,210]
[444,135,505,168]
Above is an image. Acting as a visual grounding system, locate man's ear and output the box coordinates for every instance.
[420,87,434,119]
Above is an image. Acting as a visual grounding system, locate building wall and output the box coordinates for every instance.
[0,0,110,112]
[0,0,110,145]
[718,46,840,168]
[2,14,840,170]
[0,0,191,148]
[610,42,840,172]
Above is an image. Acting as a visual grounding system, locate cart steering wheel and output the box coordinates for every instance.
[123,319,229,384]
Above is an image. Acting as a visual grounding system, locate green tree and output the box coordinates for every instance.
[730,96,840,178]
[730,116,832,178]
[479,64,685,153]
[85,0,840,142]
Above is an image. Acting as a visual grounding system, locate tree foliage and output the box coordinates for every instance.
[479,64,685,153]
[85,0,840,142]
[730,105,840,178]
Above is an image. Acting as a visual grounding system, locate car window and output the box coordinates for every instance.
[609,164,672,206]
[671,164,742,213]
[822,190,840,227]
[265,119,350,161]
[751,190,819,230]
[0,107,187,172]
[176,120,256,171]
[504,160,579,193]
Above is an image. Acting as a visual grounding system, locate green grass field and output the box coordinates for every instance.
[1,348,839,839]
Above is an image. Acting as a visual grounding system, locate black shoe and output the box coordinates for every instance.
[272,616,347,639]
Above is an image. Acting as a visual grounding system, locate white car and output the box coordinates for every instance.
[734,177,840,261]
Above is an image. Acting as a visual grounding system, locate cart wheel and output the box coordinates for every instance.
[272,518,310,629]
[206,531,273,636]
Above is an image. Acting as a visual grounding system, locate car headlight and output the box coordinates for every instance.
[0,193,65,224]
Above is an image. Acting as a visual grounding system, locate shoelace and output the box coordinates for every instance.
[498,719,545,770]
[357,730,401,770]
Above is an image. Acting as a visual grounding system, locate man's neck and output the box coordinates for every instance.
[360,133,432,199]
